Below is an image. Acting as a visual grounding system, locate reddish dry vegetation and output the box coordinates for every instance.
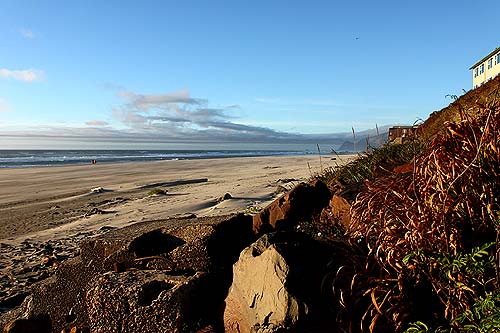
[419,75,500,140]
[326,83,500,332]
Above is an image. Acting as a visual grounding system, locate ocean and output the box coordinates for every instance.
[0,150,311,168]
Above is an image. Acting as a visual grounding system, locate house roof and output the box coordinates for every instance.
[470,46,500,70]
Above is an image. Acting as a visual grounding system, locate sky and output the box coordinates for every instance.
[0,0,499,149]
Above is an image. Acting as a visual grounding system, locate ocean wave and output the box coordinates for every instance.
[0,150,307,168]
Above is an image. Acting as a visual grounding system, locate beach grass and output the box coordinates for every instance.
[147,188,168,196]
[319,139,424,186]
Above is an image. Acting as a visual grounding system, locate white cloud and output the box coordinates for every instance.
[119,89,206,110]
[19,28,34,39]
[0,69,44,82]
[85,120,109,127]
[112,89,278,140]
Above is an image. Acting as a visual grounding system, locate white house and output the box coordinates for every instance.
[470,46,500,89]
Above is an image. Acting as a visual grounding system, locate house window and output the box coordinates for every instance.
[488,58,493,69]
[480,64,485,74]
[497,53,500,65]
[475,68,479,77]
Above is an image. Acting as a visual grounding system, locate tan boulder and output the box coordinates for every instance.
[224,239,305,332]
[224,232,335,332]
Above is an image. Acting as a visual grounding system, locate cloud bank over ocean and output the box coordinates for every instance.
[0,89,389,149]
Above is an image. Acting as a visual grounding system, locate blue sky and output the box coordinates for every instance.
[0,0,499,149]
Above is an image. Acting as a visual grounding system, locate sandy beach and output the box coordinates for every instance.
[0,154,354,244]
[0,154,355,312]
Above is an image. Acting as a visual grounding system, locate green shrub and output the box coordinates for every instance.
[404,290,500,333]
[147,188,167,196]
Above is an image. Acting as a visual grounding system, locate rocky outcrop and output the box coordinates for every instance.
[0,214,254,333]
[253,180,332,235]
[86,271,210,332]
[224,232,335,332]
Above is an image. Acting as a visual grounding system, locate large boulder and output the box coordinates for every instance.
[86,271,209,332]
[0,214,254,333]
[224,232,334,332]
[80,214,254,275]
[253,180,332,235]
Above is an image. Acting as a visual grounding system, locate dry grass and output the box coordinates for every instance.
[330,94,500,332]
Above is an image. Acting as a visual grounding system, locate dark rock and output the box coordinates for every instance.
[80,214,253,274]
[253,180,332,235]
[217,193,233,203]
[3,315,51,333]
[0,293,29,313]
